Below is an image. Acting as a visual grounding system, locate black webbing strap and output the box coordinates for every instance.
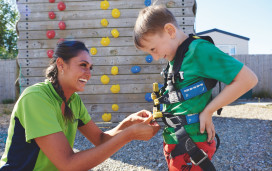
[173,34,196,77]
[172,127,216,171]
[161,113,188,128]
[160,34,216,95]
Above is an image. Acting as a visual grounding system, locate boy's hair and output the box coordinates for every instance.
[133,5,179,48]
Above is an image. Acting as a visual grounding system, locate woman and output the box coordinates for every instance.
[0,41,160,170]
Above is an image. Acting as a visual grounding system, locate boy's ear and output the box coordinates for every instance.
[164,23,176,39]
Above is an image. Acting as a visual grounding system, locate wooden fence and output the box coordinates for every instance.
[234,54,272,96]
[0,60,17,103]
[212,55,272,98]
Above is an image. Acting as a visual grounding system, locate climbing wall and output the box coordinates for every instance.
[16,0,196,123]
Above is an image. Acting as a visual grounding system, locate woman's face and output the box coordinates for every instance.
[60,50,92,96]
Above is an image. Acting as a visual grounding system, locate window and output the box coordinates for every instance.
[216,45,236,55]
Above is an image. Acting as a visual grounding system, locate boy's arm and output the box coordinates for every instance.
[199,65,258,142]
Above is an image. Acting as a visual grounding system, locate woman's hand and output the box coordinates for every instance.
[121,110,153,129]
[127,119,161,141]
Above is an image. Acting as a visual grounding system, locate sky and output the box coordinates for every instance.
[195,0,272,54]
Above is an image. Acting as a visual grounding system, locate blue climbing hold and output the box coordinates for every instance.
[158,83,164,89]
[131,66,141,73]
[145,93,152,102]
[145,55,153,63]
[144,0,151,6]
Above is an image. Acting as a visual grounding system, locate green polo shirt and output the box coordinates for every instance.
[0,80,91,170]
[163,39,243,144]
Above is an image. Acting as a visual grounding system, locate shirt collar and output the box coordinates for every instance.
[45,79,76,103]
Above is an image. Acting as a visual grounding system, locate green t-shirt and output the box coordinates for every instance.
[163,39,243,144]
[0,80,91,170]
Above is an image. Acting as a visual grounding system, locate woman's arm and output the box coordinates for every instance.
[79,110,153,146]
[35,112,160,171]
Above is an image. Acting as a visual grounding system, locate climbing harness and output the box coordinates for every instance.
[151,34,222,170]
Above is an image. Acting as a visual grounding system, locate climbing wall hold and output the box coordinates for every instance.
[111,29,119,38]
[101,37,110,46]
[47,49,54,58]
[101,75,110,84]
[100,0,109,10]
[58,1,66,11]
[112,8,120,18]
[131,66,141,73]
[112,104,119,111]
[110,84,120,93]
[48,11,56,19]
[102,113,112,122]
[90,47,97,55]
[145,54,153,63]
[111,66,119,75]
[144,0,152,7]
[46,30,55,39]
[58,21,66,30]
[101,18,109,27]
[145,93,152,102]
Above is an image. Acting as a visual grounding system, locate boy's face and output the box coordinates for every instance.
[139,30,179,61]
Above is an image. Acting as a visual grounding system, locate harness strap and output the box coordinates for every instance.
[173,34,196,78]
[155,78,217,105]
[161,113,199,128]
[172,126,216,171]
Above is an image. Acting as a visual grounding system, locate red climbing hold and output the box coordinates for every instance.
[58,38,65,44]
[58,21,66,30]
[46,30,55,39]
[58,1,66,11]
[47,50,54,58]
[48,11,56,19]
[49,0,55,3]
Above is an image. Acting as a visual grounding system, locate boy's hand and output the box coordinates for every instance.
[199,111,215,142]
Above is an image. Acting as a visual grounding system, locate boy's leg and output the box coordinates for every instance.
[163,140,216,171]
[164,143,188,171]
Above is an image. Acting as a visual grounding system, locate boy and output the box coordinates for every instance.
[133,5,258,171]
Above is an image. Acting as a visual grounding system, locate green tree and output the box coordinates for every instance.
[0,0,19,59]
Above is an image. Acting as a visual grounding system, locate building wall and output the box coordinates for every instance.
[16,0,196,122]
[197,31,249,54]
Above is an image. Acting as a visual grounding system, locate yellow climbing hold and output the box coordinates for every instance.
[111,66,119,75]
[101,75,110,84]
[101,18,109,27]
[111,29,119,38]
[100,0,109,10]
[102,113,111,122]
[90,47,97,55]
[112,8,120,18]
[101,37,110,46]
[111,84,120,93]
[112,104,119,111]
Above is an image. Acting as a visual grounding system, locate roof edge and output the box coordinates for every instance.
[196,28,250,41]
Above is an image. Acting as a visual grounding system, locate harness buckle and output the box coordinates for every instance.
[190,149,208,166]
[172,75,175,83]
[179,71,184,80]
[154,99,160,105]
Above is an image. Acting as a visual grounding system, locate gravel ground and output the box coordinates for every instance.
[0,100,272,171]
